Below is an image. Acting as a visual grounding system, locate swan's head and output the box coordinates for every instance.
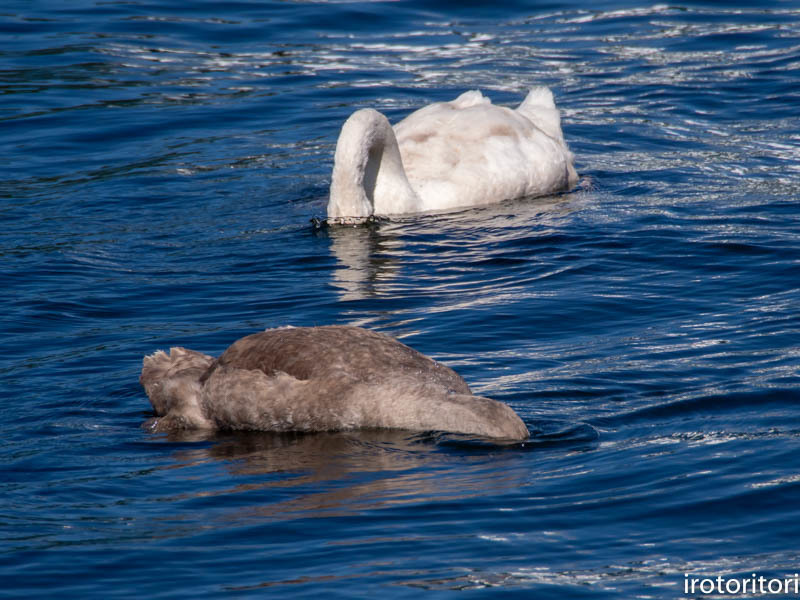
[328,108,419,224]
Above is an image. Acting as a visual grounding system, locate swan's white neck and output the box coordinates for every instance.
[328,108,420,220]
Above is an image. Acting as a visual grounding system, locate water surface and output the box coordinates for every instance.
[2,1,800,598]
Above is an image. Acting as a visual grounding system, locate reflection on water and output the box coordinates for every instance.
[326,222,400,301]
[327,194,580,304]
[158,429,529,521]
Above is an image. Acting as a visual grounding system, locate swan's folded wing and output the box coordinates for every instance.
[395,99,573,209]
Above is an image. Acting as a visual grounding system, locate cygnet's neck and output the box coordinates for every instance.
[328,108,420,221]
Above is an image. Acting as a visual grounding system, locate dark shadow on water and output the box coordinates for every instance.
[430,419,600,453]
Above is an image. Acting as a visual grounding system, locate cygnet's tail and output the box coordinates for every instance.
[140,347,215,429]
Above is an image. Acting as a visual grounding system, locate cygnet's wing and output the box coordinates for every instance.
[203,325,471,394]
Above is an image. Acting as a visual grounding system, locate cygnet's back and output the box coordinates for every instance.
[141,325,528,440]
[203,326,470,393]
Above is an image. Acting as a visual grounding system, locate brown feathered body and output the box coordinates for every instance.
[140,325,528,440]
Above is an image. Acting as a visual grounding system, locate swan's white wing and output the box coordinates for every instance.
[394,90,575,211]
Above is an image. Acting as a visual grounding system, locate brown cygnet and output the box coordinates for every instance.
[140,325,528,440]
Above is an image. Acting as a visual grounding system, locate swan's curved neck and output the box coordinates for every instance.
[328,108,419,220]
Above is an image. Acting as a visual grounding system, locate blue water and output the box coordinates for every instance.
[2,1,799,598]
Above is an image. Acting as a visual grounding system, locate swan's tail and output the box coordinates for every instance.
[518,86,578,188]
[517,86,565,142]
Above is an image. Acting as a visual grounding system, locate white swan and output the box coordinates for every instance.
[140,325,528,440]
[327,87,578,223]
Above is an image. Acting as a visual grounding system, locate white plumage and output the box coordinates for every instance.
[328,87,578,222]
